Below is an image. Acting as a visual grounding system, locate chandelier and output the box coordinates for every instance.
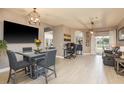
[27,8,40,25]
[89,17,98,35]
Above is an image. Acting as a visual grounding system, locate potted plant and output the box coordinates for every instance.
[0,40,7,56]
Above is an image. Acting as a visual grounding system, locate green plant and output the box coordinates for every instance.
[0,40,7,55]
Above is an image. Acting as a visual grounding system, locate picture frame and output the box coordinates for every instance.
[64,34,71,41]
[118,27,124,41]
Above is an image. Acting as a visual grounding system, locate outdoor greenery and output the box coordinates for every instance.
[0,40,7,55]
[96,37,109,49]
[95,36,110,54]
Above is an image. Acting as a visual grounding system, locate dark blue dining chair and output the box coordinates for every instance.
[37,49,57,83]
[48,47,56,49]
[22,47,33,73]
[22,47,32,52]
[7,50,31,84]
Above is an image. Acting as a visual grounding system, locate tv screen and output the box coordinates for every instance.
[4,21,39,43]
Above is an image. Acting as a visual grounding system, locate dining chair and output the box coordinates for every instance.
[37,49,57,83]
[22,47,32,62]
[22,47,32,52]
[6,50,31,84]
[48,47,56,49]
[22,47,33,73]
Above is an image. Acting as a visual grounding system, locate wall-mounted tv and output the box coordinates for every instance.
[4,21,39,43]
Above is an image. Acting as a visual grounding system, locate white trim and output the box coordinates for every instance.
[83,53,91,55]
[91,53,96,55]
[56,56,64,59]
[0,67,9,73]
[83,53,96,55]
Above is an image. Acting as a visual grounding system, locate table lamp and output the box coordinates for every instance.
[120,46,124,59]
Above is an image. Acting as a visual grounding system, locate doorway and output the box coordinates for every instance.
[74,31,83,54]
[74,31,83,44]
[95,36,110,54]
[44,27,53,48]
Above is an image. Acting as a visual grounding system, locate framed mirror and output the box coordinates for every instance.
[118,27,124,41]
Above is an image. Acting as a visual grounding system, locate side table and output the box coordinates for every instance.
[115,58,124,75]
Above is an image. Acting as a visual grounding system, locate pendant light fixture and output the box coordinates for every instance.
[27,8,40,25]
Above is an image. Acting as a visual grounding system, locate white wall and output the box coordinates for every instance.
[0,21,3,40]
[53,25,64,57]
[91,34,96,54]
[83,31,91,53]
[109,30,116,47]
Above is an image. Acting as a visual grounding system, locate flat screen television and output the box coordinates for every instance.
[4,21,39,43]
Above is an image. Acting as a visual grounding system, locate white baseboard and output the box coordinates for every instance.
[56,56,64,59]
[91,53,96,55]
[83,53,96,55]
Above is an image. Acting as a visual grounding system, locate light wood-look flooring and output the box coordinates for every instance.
[0,55,124,84]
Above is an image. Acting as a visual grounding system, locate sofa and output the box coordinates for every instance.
[102,47,121,66]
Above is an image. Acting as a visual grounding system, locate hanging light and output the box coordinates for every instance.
[27,8,40,25]
[90,21,94,35]
[90,31,94,34]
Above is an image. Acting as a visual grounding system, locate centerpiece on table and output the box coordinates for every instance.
[34,39,42,53]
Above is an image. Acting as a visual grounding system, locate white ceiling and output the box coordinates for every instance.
[2,8,124,29]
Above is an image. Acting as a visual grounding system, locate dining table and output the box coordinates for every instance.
[15,49,49,79]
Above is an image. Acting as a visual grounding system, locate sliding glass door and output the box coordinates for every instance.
[95,36,110,54]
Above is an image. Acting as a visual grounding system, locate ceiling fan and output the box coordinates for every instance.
[75,17,99,34]
[89,19,95,34]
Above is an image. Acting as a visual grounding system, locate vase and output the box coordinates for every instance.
[37,46,39,51]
